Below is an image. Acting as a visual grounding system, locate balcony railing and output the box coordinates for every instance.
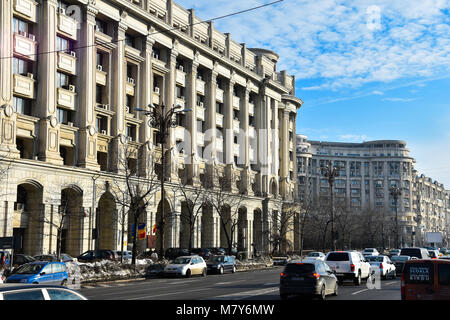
[13,73,35,99]
[216,88,224,102]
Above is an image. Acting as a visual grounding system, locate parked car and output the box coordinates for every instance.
[362,248,379,256]
[304,252,326,261]
[165,248,190,260]
[207,255,236,274]
[0,284,87,300]
[400,247,430,260]
[190,248,212,260]
[163,255,207,278]
[401,259,450,300]
[325,251,372,285]
[366,255,396,279]
[77,250,116,262]
[428,250,441,259]
[280,260,338,300]
[388,249,401,258]
[209,248,227,256]
[5,261,68,286]
[12,254,35,267]
[391,255,412,274]
[0,251,11,266]
[273,257,289,265]
[440,248,449,256]
[115,251,132,262]
[33,254,77,263]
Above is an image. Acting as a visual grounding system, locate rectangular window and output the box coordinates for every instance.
[13,97,31,116]
[56,72,69,88]
[56,36,70,53]
[13,58,28,75]
[13,17,28,34]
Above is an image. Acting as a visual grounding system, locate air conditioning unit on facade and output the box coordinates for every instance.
[125,106,130,113]
[198,75,202,80]
[70,51,76,58]
[58,7,66,15]
[15,203,24,211]
[197,101,203,107]
[101,130,107,135]
[68,85,76,92]
[154,87,160,94]
[102,104,108,109]
[28,34,36,41]
[152,52,159,60]
[127,136,133,142]
[97,65,103,71]
[127,77,135,85]
[178,65,184,72]
[67,122,73,127]
[27,73,34,79]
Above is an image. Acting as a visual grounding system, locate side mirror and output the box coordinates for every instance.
[40,272,46,276]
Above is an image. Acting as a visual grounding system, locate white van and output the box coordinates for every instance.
[325,251,372,285]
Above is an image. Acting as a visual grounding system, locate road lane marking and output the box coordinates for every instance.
[264,282,278,286]
[352,289,369,295]
[126,287,211,300]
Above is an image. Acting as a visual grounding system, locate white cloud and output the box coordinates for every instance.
[372,90,384,95]
[338,134,368,142]
[382,97,416,102]
[176,0,450,89]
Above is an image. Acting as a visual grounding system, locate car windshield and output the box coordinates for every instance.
[15,264,44,274]
[307,253,319,257]
[364,249,374,252]
[326,252,349,261]
[172,258,191,264]
[211,256,225,262]
[366,256,384,262]
[400,249,422,258]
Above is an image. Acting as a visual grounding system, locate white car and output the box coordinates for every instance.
[325,251,372,285]
[365,255,396,279]
[362,248,379,256]
[304,252,326,261]
[163,255,207,278]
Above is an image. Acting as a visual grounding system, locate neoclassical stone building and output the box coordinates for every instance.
[0,0,302,257]
[296,135,450,247]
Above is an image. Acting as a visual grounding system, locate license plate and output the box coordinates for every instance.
[291,277,304,281]
[336,273,344,276]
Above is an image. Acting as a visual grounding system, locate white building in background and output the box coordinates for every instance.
[296,135,450,247]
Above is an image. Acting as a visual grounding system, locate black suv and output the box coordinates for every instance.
[165,248,190,260]
[77,250,116,262]
[206,255,236,274]
[400,247,430,259]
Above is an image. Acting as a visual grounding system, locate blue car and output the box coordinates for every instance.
[6,262,68,286]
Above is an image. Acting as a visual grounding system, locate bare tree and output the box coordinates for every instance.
[109,142,159,265]
[204,165,246,256]
[174,180,207,254]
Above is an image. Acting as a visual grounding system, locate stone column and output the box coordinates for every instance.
[0,0,20,158]
[110,20,127,173]
[259,95,270,195]
[186,60,199,185]
[280,109,289,198]
[205,68,218,184]
[138,35,155,177]
[224,78,236,191]
[37,0,63,164]
[165,47,179,182]
[77,5,100,170]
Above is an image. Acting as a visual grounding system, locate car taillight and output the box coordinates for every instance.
[401,273,405,299]
[280,272,286,279]
[380,263,384,269]
[311,272,320,279]
[350,264,355,272]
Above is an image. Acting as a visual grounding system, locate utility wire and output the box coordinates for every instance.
[1,0,283,60]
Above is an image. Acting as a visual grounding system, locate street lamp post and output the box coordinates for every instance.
[322,161,340,251]
[136,104,191,259]
[390,186,402,249]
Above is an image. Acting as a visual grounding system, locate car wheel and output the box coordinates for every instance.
[61,279,67,286]
[391,270,396,279]
[333,282,338,296]
[202,268,207,277]
[232,265,236,273]
[319,285,326,300]
[219,266,224,275]
[354,272,361,286]
[185,269,191,278]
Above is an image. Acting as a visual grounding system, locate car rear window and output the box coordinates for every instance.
[284,263,315,274]
[404,262,434,284]
[438,263,450,285]
[400,249,421,258]
[326,252,349,261]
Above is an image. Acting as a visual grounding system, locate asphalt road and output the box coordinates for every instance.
[79,267,401,301]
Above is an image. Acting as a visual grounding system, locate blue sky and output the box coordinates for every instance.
[176,0,450,187]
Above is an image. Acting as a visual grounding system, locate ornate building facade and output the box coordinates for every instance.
[297,135,450,247]
[0,0,302,257]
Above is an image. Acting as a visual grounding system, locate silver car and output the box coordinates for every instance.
[163,256,207,278]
